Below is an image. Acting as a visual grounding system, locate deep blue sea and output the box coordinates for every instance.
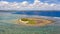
[13,11,60,17]
[0,11,60,34]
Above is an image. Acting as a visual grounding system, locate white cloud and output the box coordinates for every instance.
[0,0,60,10]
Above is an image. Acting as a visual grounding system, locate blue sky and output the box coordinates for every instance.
[1,0,34,2]
[0,0,60,4]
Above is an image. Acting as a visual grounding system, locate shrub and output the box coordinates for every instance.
[21,18,29,21]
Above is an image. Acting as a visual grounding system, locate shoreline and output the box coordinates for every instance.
[17,17,54,26]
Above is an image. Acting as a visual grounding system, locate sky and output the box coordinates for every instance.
[0,0,60,4]
[0,0,60,10]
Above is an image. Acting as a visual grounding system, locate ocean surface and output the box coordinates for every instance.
[13,11,60,17]
[0,11,60,34]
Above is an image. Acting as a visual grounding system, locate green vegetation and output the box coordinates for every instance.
[21,18,29,21]
[21,18,36,24]
[27,20,36,24]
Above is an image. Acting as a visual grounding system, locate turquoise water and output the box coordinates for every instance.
[0,13,60,34]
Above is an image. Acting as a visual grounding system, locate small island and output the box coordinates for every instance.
[17,18,54,26]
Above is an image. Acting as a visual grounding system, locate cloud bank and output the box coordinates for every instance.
[0,0,60,10]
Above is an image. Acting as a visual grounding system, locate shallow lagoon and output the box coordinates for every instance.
[0,12,60,34]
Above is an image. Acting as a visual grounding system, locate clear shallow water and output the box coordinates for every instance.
[0,12,60,34]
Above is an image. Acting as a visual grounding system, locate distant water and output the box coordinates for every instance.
[0,11,60,34]
[13,11,60,17]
